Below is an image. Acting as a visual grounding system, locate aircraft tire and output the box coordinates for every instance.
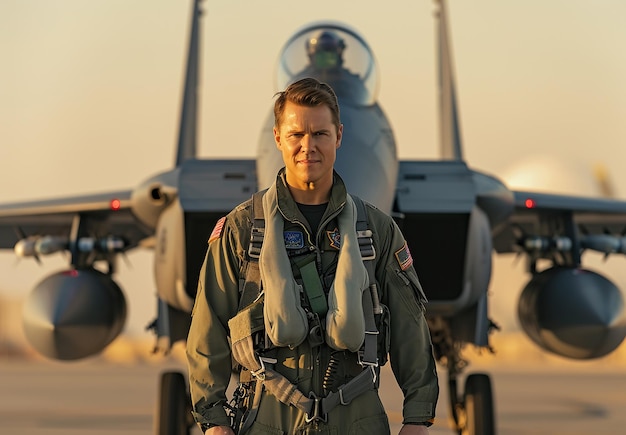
[157,371,191,435]
[462,373,495,435]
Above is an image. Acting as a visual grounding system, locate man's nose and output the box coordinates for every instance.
[300,135,314,152]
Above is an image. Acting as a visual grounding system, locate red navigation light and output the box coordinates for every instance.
[110,199,121,211]
[525,198,536,209]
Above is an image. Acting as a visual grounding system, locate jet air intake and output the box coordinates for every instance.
[518,267,626,359]
[22,269,127,360]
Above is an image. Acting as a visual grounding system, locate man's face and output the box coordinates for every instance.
[274,101,342,191]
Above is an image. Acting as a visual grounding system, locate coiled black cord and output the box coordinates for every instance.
[322,351,340,395]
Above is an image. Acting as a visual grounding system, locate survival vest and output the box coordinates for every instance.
[227,191,388,432]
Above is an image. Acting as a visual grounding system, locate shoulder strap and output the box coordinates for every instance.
[248,190,266,259]
[352,196,382,366]
[353,196,376,262]
[239,190,266,310]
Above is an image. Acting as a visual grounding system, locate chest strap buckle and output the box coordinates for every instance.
[305,393,328,424]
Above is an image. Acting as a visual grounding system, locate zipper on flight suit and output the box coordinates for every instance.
[311,200,346,396]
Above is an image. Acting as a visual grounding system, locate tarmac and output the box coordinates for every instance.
[1,346,625,435]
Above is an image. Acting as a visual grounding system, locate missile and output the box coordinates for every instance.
[77,236,126,253]
[14,236,67,257]
[520,235,572,253]
[519,234,626,257]
[580,234,626,255]
[14,235,126,258]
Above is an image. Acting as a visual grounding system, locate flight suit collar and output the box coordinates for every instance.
[275,168,348,230]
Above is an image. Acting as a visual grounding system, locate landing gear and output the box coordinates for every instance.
[429,318,497,434]
[156,371,194,435]
[449,373,495,435]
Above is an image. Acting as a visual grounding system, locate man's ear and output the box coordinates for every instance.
[336,124,343,149]
[273,126,281,149]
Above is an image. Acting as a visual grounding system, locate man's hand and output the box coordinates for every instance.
[205,426,235,435]
[398,424,429,435]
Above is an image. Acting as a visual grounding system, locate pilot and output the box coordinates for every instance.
[187,78,438,434]
[306,30,347,73]
[296,30,369,104]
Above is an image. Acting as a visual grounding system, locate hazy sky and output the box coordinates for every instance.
[2,0,626,336]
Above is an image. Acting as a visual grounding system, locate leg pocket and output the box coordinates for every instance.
[348,414,390,435]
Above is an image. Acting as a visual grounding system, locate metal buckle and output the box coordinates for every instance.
[338,365,377,406]
[248,228,264,259]
[250,356,277,382]
[338,388,349,406]
[308,324,324,347]
[368,364,377,385]
[305,393,328,423]
[357,350,379,368]
[250,357,267,381]
[357,230,376,260]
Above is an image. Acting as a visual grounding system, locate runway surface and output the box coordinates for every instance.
[0,357,624,435]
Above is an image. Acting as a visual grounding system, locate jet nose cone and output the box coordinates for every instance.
[22,269,127,360]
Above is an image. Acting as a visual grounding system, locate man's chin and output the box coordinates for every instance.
[287,169,327,189]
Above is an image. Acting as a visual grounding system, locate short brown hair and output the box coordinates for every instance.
[274,78,341,133]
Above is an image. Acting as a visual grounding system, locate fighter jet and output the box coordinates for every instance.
[1,1,626,434]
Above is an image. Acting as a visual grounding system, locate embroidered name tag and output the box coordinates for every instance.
[326,227,341,250]
[284,231,304,249]
[395,242,413,270]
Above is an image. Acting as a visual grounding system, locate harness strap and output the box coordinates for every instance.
[292,255,328,315]
[235,192,269,432]
[238,375,263,434]
[231,337,310,413]
[239,191,266,310]
[234,193,382,423]
[354,197,379,366]
[360,283,379,366]
[247,190,266,259]
[317,365,378,414]
[231,335,377,422]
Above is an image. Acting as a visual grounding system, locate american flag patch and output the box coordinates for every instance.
[394,242,413,271]
[209,217,226,244]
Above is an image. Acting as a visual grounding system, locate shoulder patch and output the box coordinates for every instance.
[209,217,226,244]
[394,242,413,271]
[326,227,341,250]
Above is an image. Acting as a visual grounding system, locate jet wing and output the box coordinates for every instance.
[493,190,626,254]
[0,190,152,251]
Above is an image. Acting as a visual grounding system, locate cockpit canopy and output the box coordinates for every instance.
[276,22,379,106]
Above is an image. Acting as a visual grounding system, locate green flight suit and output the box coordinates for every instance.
[187,170,439,434]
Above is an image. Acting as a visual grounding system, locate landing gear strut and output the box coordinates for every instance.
[430,318,497,434]
[449,372,495,435]
[156,371,194,435]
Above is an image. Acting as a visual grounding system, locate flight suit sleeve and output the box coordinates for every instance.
[374,214,439,424]
[186,216,242,428]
